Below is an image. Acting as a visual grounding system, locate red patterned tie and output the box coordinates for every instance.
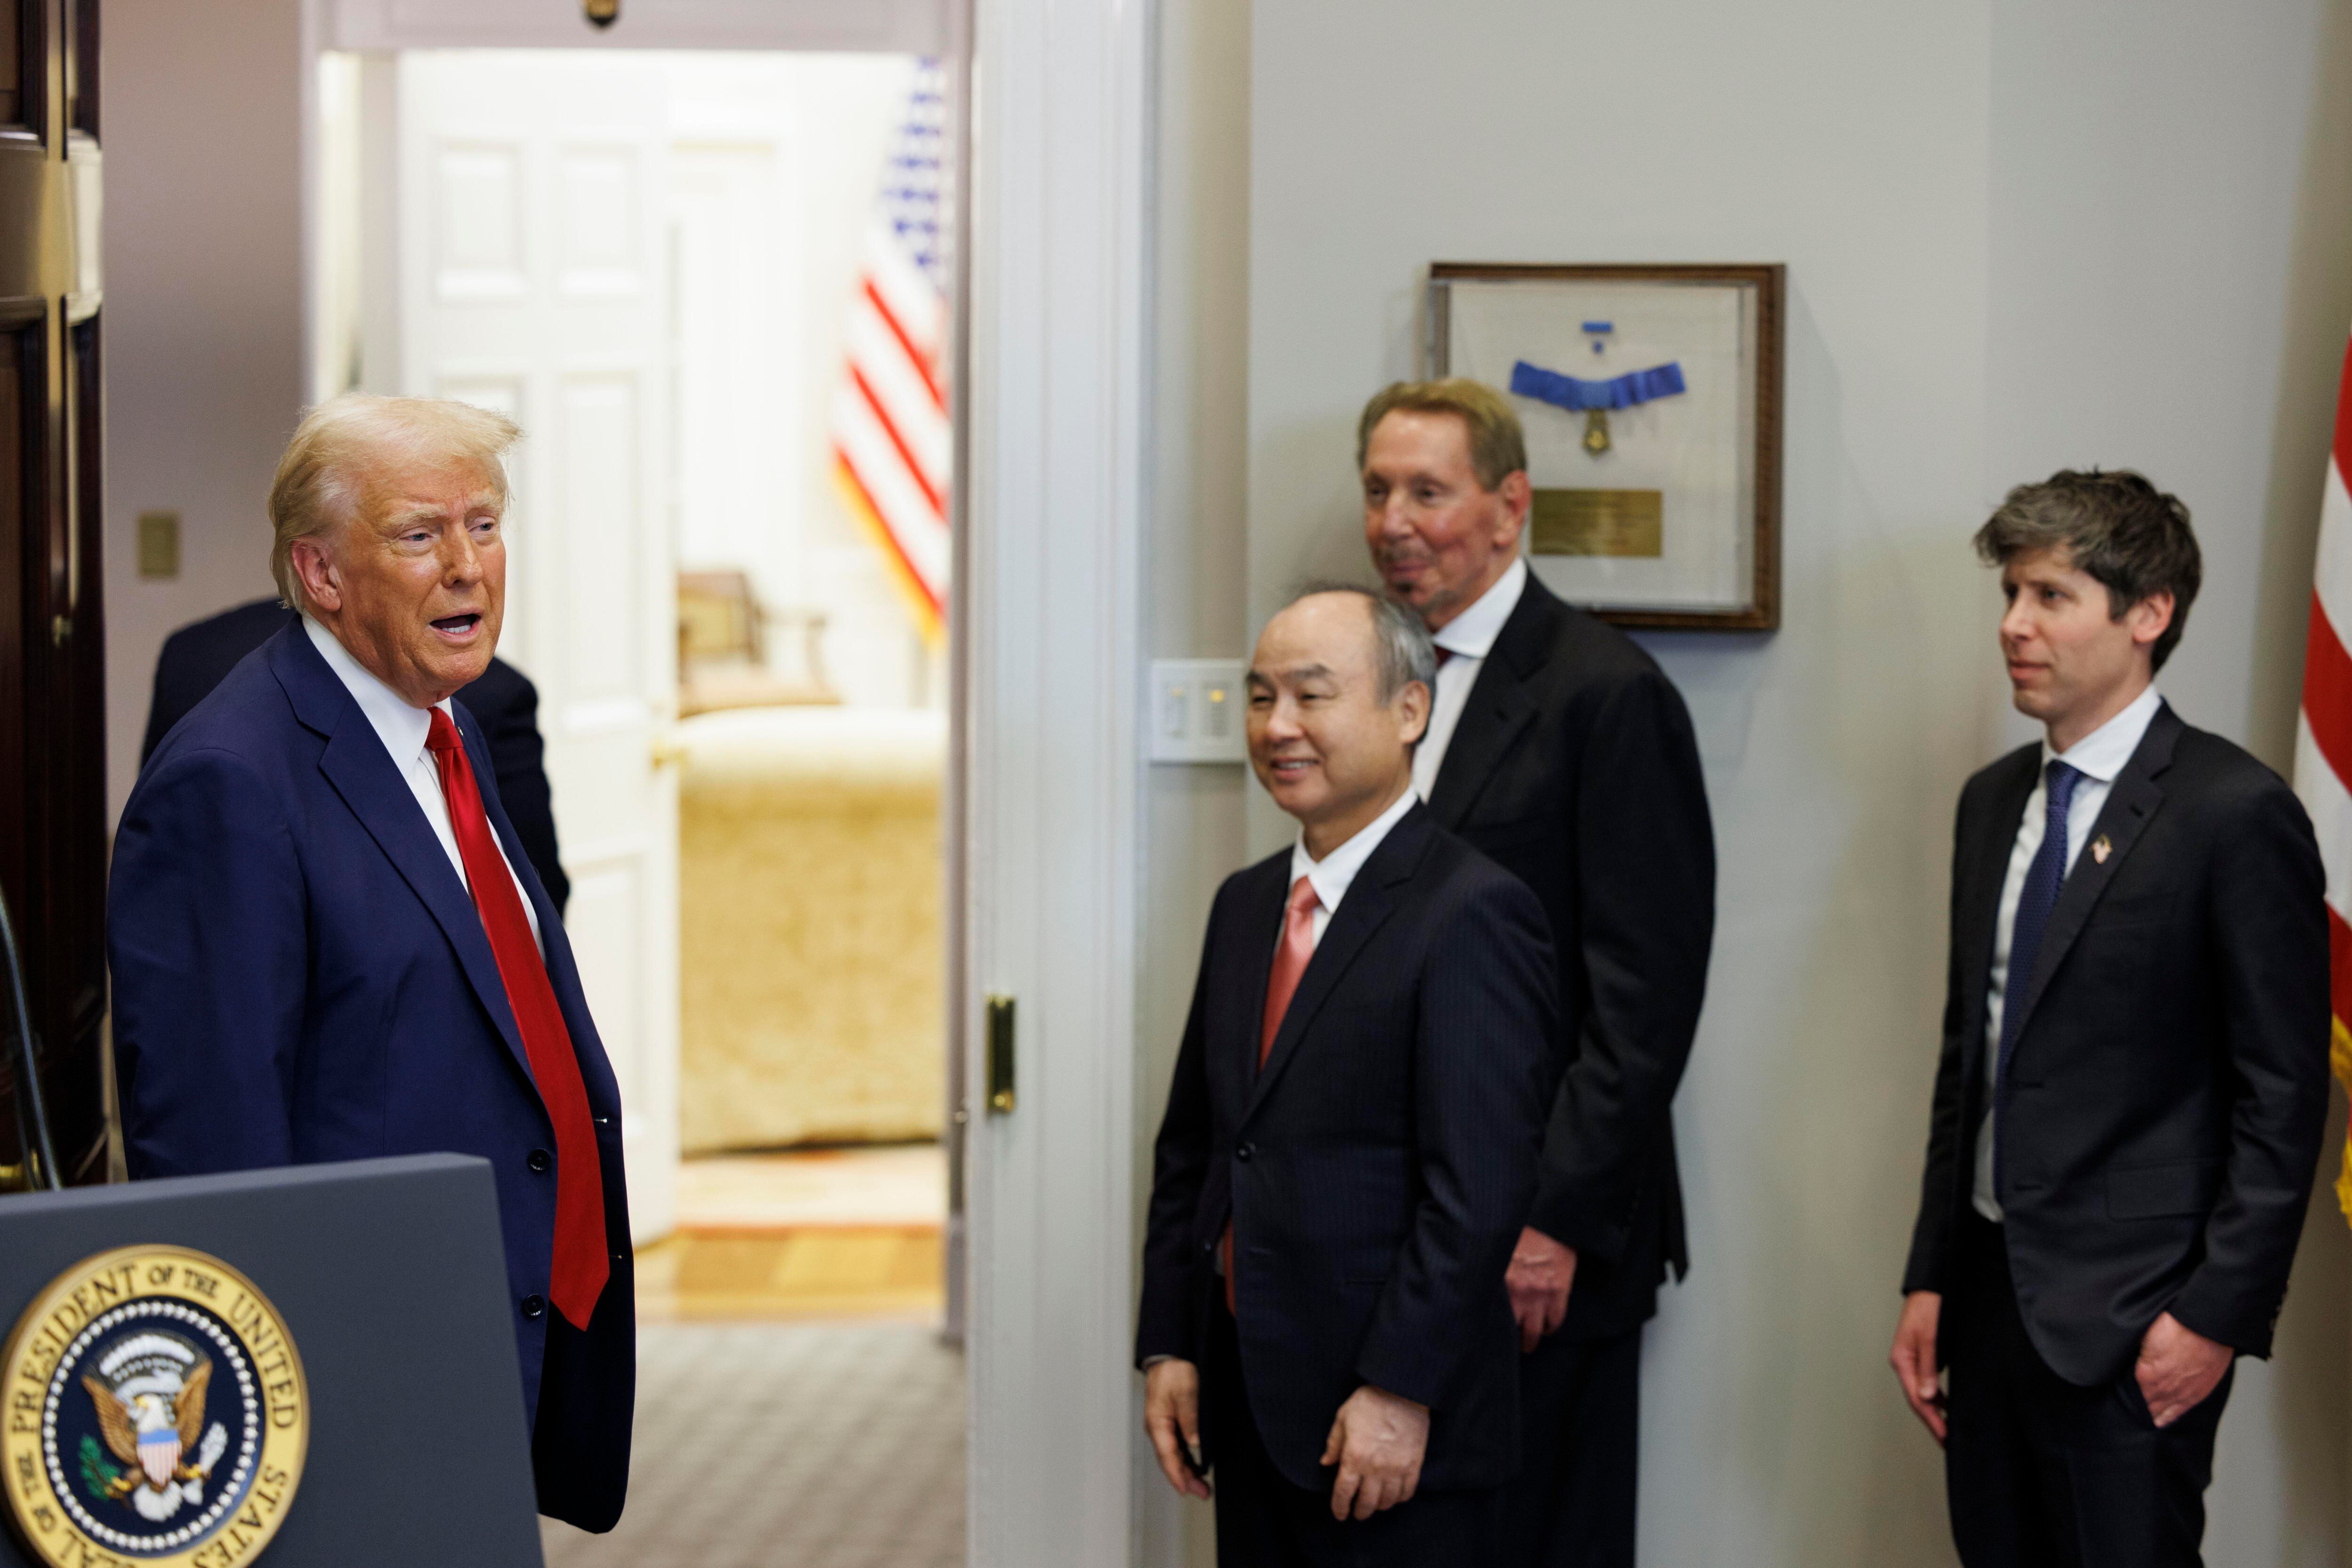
[426,708,609,1330]
[1225,875,1322,1312]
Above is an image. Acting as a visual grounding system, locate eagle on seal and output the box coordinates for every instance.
[84,1355,211,1496]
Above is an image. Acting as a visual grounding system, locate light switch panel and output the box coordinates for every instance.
[1147,658,1248,763]
[136,510,181,580]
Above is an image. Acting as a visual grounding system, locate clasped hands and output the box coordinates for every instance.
[1889,1291,2232,1444]
[1144,1359,1430,1519]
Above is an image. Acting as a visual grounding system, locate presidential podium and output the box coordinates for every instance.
[0,1155,547,1568]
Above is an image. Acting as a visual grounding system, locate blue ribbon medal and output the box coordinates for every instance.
[1510,323,1685,455]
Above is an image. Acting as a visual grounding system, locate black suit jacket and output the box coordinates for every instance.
[1137,804,1566,1491]
[142,599,570,911]
[1902,702,2330,1383]
[1426,574,1716,1338]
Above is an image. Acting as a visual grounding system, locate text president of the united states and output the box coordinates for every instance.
[108,394,635,1532]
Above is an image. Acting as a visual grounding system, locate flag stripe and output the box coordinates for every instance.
[834,450,944,631]
[835,392,950,589]
[864,277,945,410]
[844,305,950,480]
[2316,456,2352,641]
[2303,590,2352,789]
[2303,716,2352,930]
[850,364,945,517]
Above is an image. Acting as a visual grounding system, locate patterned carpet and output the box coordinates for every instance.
[541,1321,965,1568]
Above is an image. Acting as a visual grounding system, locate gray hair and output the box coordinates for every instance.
[1287,582,1438,704]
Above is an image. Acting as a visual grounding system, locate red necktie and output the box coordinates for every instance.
[1258,876,1320,1068]
[426,708,609,1330]
[1225,875,1321,1312]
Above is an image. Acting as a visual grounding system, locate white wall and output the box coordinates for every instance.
[103,0,310,824]
[1231,1,2352,1564]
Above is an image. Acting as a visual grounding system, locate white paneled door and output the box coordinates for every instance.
[381,52,681,1243]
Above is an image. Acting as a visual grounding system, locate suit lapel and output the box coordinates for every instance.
[1242,808,1427,1121]
[1425,578,1561,828]
[2006,705,2179,1052]
[270,627,538,1088]
[1955,749,2040,1060]
[1213,856,1289,1120]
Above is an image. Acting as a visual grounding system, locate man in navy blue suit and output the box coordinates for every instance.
[140,597,570,912]
[109,394,634,1533]
[1138,587,1565,1566]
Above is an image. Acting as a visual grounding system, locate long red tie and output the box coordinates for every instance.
[1225,875,1321,1313]
[426,708,609,1330]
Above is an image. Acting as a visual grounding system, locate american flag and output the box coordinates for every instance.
[832,60,952,641]
[2292,328,2352,1227]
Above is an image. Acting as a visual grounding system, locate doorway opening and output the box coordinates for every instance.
[313,47,962,1565]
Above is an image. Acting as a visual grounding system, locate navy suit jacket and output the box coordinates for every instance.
[109,622,634,1532]
[1903,702,2330,1383]
[1137,804,1565,1490]
[140,598,570,911]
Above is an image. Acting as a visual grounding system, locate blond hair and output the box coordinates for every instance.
[268,394,523,611]
[1355,378,1527,492]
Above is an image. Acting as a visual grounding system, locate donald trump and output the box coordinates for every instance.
[109,394,634,1531]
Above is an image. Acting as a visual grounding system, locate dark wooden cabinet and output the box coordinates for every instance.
[0,0,105,1188]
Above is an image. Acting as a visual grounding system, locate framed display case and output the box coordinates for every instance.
[1430,262,1784,630]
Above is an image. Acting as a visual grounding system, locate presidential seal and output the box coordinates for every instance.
[2,1246,308,1567]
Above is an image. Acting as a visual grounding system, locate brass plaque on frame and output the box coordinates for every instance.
[1531,489,1664,558]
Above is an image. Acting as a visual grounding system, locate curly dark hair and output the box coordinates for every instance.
[1973,468,2202,673]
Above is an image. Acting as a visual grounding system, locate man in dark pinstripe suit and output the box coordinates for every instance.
[1137,587,1567,1568]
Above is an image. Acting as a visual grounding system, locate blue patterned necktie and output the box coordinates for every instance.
[1996,759,2085,1091]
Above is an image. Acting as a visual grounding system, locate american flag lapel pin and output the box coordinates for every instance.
[2092,834,2112,864]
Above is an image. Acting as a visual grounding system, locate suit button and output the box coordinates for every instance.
[527,1148,553,1172]
[1235,1143,1254,1162]
[520,1294,547,1320]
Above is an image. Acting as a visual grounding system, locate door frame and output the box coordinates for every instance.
[302,1,1161,1561]
[956,0,1153,1559]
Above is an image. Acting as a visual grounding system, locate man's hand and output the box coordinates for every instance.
[1889,1290,1945,1444]
[2136,1312,2232,1428]
[1143,1359,1210,1500]
[1319,1385,1429,1521]
[1506,1227,1577,1353]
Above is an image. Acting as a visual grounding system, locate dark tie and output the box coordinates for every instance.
[1433,647,1454,669]
[1992,760,2083,1192]
[426,708,610,1330]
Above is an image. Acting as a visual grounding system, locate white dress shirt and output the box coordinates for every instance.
[1286,785,1420,950]
[1971,683,2163,1221]
[304,616,543,953]
[1411,555,1528,802]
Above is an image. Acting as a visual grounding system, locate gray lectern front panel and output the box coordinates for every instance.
[0,1154,546,1568]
